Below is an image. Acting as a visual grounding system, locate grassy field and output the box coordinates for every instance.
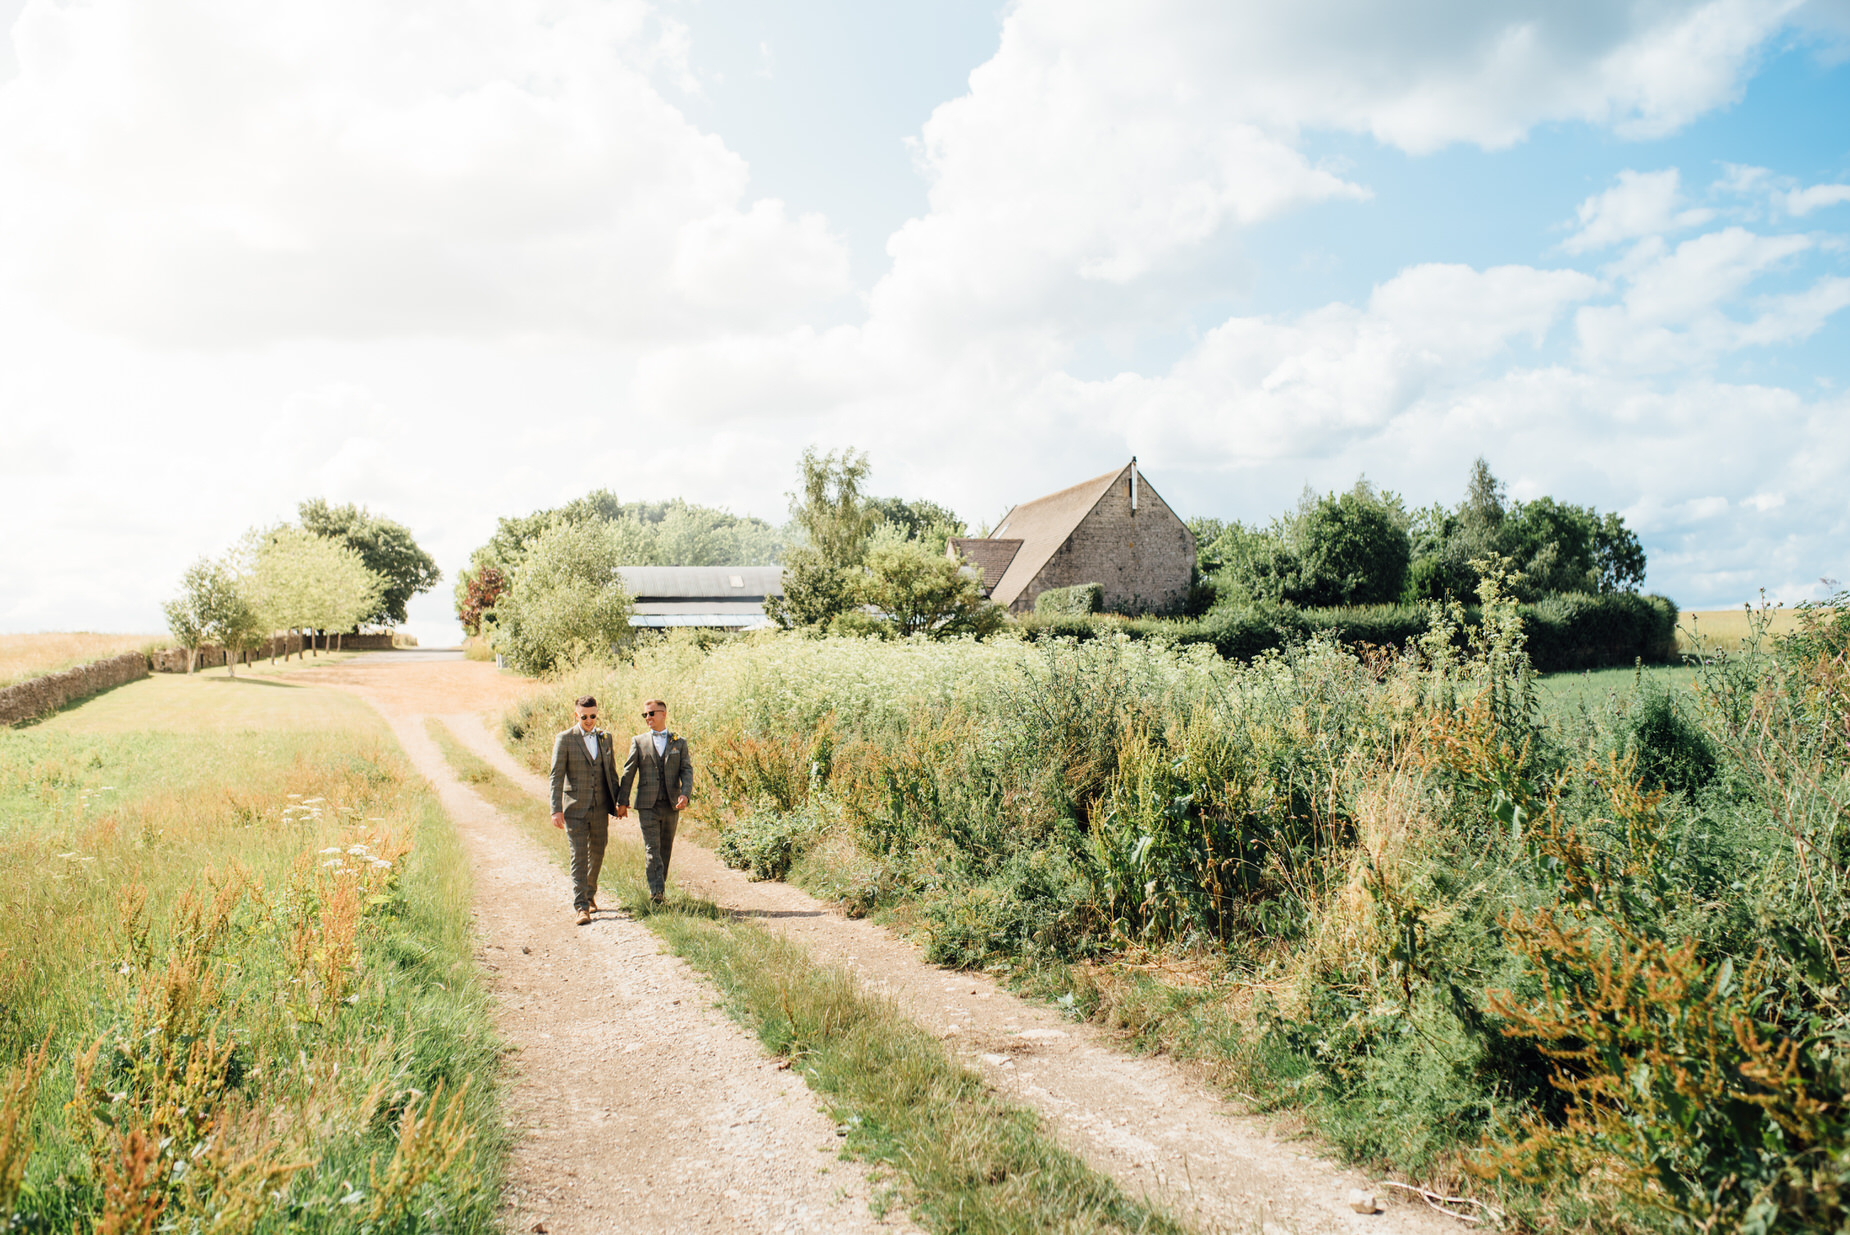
[0,669,504,1231]
[1533,662,1699,718]
[0,633,163,688]
[427,720,1184,1235]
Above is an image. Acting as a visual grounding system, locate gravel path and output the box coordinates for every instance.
[310,656,1462,1235]
[322,661,914,1235]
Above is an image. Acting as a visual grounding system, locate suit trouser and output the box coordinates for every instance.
[564,813,609,911]
[638,806,679,896]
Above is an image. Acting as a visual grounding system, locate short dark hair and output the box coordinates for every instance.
[575,695,598,709]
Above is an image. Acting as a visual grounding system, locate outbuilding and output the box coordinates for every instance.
[619,566,782,630]
[949,459,1194,615]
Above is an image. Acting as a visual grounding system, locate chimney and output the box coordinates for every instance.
[1130,456,1138,513]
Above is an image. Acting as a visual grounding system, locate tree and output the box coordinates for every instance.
[853,541,1004,638]
[201,571,265,678]
[866,496,965,556]
[1404,460,1647,601]
[298,499,440,626]
[490,521,634,675]
[763,548,852,631]
[458,565,508,637]
[162,559,214,673]
[246,527,385,656]
[163,557,265,676]
[1594,512,1647,593]
[788,447,876,569]
[1219,482,1410,608]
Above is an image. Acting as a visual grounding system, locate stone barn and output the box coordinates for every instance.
[949,459,1195,615]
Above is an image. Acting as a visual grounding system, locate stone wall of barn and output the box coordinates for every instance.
[1017,470,1195,614]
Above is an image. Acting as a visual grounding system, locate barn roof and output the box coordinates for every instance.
[985,464,1128,607]
[948,537,1022,593]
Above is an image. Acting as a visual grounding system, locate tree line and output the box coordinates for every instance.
[162,500,440,674]
[1190,457,1647,611]
[464,453,996,674]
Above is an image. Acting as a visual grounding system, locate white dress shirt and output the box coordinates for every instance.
[652,730,669,758]
[583,730,600,760]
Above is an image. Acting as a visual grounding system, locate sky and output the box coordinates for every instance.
[1,0,1848,646]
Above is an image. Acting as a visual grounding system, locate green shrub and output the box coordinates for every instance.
[1623,687,1717,794]
[1034,583,1104,616]
[922,846,1101,967]
[715,801,825,881]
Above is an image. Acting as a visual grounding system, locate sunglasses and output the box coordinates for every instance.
[578,712,599,719]
[641,709,661,717]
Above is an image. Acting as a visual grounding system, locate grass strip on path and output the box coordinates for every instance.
[425,718,1189,1235]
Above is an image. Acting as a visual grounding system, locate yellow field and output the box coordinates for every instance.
[1676,607,1808,654]
[0,631,163,687]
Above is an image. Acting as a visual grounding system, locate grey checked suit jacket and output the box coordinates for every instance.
[618,731,693,810]
[550,727,620,821]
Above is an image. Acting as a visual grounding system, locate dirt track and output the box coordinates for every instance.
[311,657,1457,1235]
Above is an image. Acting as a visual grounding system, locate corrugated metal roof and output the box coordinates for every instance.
[617,566,784,600]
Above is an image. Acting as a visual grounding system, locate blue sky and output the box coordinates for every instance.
[1,1,1847,640]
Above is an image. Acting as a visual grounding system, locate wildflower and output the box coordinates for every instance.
[370,858,392,869]
[319,847,342,854]
[322,859,343,869]
[346,844,368,855]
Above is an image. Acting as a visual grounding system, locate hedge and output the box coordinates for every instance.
[1034,582,1104,617]
[1011,592,1678,673]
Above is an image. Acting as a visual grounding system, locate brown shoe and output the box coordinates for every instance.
[575,909,592,926]
[589,895,599,911]
[649,893,664,905]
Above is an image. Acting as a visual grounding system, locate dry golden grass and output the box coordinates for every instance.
[1675,607,1806,654]
[0,633,163,688]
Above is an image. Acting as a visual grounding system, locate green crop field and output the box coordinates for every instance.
[0,669,504,1231]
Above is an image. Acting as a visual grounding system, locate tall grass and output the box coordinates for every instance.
[508,600,1850,1232]
[0,682,503,1231]
[0,634,163,688]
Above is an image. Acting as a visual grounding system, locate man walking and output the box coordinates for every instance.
[550,695,620,926]
[617,698,693,903]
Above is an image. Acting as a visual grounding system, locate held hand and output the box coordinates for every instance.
[615,804,628,819]
[674,795,689,812]
[551,812,565,829]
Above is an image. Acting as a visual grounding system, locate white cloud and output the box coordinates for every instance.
[0,0,851,344]
[1563,168,1714,251]
[1783,183,1850,215]
[1571,227,1850,371]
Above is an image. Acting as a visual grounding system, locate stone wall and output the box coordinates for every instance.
[148,631,410,673]
[0,651,148,726]
[1017,471,1195,615]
